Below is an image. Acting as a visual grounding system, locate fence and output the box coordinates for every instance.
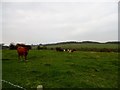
[1,80,43,90]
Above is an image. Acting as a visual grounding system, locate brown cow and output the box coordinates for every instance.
[16,44,30,61]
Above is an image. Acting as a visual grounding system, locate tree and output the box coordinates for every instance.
[9,43,16,50]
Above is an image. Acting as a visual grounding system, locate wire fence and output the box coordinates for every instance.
[1,79,26,90]
[1,80,43,90]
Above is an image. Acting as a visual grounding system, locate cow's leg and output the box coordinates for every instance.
[21,55,24,61]
[18,54,22,62]
[24,52,28,61]
[24,55,28,62]
[18,55,20,61]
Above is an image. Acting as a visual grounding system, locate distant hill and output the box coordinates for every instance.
[105,41,120,44]
[44,41,119,46]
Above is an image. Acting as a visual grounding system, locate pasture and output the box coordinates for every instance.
[2,44,119,89]
[46,43,118,49]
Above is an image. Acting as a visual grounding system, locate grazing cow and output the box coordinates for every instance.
[67,49,76,53]
[56,47,64,52]
[56,47,76,53]
[16,44,30,61]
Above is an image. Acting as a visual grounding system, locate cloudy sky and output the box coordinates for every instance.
[1,0,118,45]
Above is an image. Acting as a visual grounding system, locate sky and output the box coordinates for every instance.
[1,0,119,45]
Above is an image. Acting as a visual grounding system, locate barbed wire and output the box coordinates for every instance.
[1,79,26,90]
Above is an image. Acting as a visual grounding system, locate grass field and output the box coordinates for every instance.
[2,48,119,89]
[46,43,118,49]
[43,43,119,52]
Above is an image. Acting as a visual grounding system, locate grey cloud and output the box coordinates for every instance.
[2,2,118,45]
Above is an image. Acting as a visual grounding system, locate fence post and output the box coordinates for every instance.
[37,85,43,90]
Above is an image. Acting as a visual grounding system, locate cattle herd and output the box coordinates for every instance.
[15,43,76,61]
[56,47,76,53]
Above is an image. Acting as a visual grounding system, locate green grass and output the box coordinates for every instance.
[2,49,118,89]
